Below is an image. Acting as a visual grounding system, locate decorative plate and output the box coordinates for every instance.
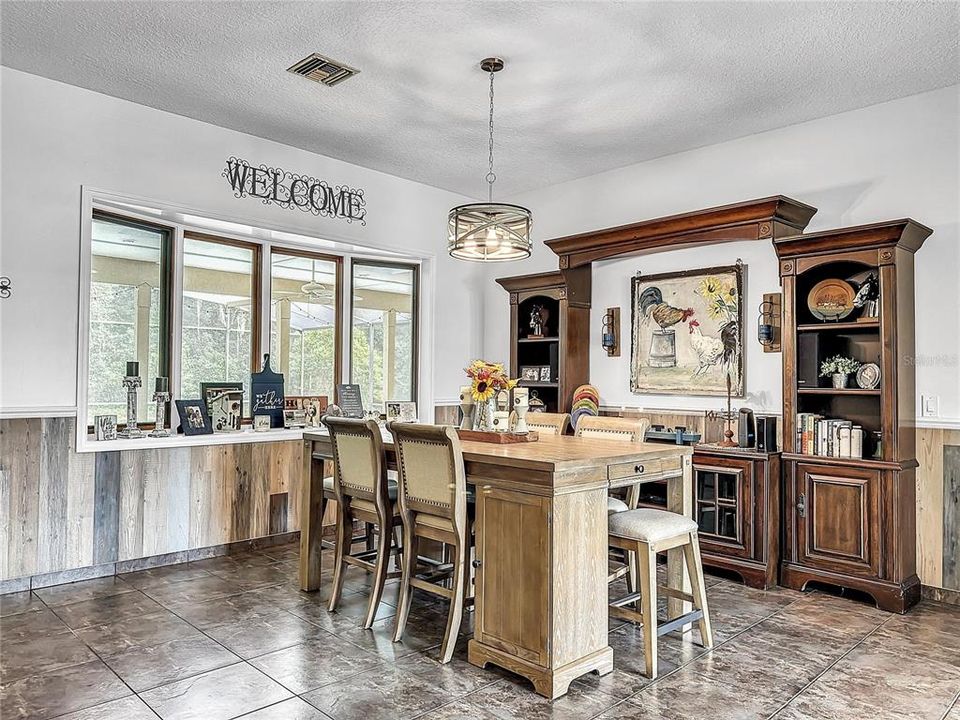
[856,363,881,390]
[807,279,856,321]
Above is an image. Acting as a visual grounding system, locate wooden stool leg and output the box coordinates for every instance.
[393,526,418,642]
[439,540,466,664]
[363,518,393,629]
[638,541,658,679]
[328,505,352,612]
[683,532,713,648]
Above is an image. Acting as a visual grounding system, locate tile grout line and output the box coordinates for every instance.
[938,688,960,720]
[764,612,896,719]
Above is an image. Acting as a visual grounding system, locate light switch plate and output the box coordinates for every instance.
[922,395,940,417]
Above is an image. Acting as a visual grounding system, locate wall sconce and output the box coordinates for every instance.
[601,307,620,357]
[758,293,781,353]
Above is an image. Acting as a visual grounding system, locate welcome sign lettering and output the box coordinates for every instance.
[223,156,366,224]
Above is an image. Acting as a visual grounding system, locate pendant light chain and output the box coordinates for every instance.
[486,68,496,202]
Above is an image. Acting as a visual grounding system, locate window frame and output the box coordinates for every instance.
[85,209,175,433]
[76,188,432,452]
[181,230,263,413]
[268,246,344,400]
[348,259,420,406]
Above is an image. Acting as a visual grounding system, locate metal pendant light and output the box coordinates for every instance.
[448,57,532,262]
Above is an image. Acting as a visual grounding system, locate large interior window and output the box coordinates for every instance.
[86,212,170,427]
[180,234,259,414]
[350,262,418,408]
[270,251,341,400]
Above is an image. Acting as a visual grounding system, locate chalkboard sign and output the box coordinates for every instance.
[336,383,365,419]
[251,354,285,428]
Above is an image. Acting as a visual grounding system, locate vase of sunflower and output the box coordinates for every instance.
[465,360,517,432]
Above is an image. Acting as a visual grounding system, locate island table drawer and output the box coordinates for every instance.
[607,455,682,482]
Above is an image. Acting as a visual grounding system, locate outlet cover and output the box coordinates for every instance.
[922,395,940,417]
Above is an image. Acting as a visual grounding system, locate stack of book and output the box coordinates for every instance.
[795,414,864,458]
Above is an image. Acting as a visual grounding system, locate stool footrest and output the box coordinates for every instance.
[610,592,643,608]
[656,610,703,637]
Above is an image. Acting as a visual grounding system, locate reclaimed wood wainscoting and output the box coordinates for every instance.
[0,416,303,591]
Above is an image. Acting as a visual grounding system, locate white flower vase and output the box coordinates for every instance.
[473,397,496,431]
[832,373,849,389]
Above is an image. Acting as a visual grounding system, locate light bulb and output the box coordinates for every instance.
[484,226,500,249]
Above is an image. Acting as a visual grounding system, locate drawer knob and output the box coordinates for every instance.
[472,559,482,569]
[634,464,645,474]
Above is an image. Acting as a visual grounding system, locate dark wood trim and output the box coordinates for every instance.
[773,219,932,260]
[544,196,816,268]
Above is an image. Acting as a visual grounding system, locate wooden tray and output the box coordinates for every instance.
[457,429,539,444]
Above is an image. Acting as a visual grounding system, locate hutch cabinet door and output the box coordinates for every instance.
[692,455,753,559]
[794,462,881,578]
[474,487,551,667]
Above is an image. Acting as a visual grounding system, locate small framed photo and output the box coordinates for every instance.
[176,400,213,436]
[520,366,540,382]
[385,401,402,420]
[399,401,417,422]
[253,414,272,432]
[539,366,552,382]
[94,415,117,441]
[286,396,328,427]
[283,408,308,428]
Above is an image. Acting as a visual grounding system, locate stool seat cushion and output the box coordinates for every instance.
[607,496,629,514]
[608,508,697,543]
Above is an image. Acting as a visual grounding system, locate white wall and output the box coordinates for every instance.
[0,68,486,412]
[483,85,960,422]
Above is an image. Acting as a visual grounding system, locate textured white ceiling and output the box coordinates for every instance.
[2,1,958,196]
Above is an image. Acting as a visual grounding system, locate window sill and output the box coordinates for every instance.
[76,427,307,454]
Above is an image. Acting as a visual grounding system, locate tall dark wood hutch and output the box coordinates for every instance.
[775,219,930,612]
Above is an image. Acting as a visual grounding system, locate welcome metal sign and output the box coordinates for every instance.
[222,156,366,224]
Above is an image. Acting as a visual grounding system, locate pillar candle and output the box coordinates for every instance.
[126,361,139,377]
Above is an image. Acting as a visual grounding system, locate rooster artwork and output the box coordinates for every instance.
[630,264,744,396]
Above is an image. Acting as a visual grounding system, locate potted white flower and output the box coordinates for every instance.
[820,355,862,389]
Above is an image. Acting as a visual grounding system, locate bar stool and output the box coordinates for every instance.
[525,412,570,436]
[388,422,474,664]
[607,508,713,679]
[324,416,403,629]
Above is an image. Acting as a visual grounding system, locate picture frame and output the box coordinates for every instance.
[253,414,272,432]
[208,389,243,432]
[399,401,417,422]
[200,382,243,417]
[176,399,213,436]
[94,414,117,441]
[630,264,745,396]
[283,408,308,428]
[385,401,402,420]
[538,366,552,383]
[520,366,540,382]
[285,395,329,427]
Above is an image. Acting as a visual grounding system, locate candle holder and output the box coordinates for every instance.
[149,391,171,438]
[458,385,475,431]
[118,375,144,438]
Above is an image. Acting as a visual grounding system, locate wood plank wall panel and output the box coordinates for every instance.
[0,418,42,578]
[93,451,121,565]
[37,417,70,573]
[943,442,960,590]
[65,448,95,570]
[917,428,946,588]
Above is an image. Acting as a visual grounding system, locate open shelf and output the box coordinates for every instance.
[518,336,559,344]
[797,388,881,396]
[519,381,558,388]
[797,320,879,332]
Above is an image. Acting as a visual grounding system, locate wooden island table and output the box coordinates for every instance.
[300,431,693,698]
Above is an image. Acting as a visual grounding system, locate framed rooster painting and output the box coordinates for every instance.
[630,263,744,396]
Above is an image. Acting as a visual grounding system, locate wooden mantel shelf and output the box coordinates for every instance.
[544,195,817,268]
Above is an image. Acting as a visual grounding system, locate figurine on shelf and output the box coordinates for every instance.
[853,272,880,319]
[528,304,544,338]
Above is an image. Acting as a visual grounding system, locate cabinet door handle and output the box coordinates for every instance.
[472,559,482,569]
[796,493,806,518]
[634,464,645,474]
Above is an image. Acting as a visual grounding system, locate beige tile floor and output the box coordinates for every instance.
[1,541,958,720]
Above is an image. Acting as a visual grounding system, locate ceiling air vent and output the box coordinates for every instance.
[287,53,359,87]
